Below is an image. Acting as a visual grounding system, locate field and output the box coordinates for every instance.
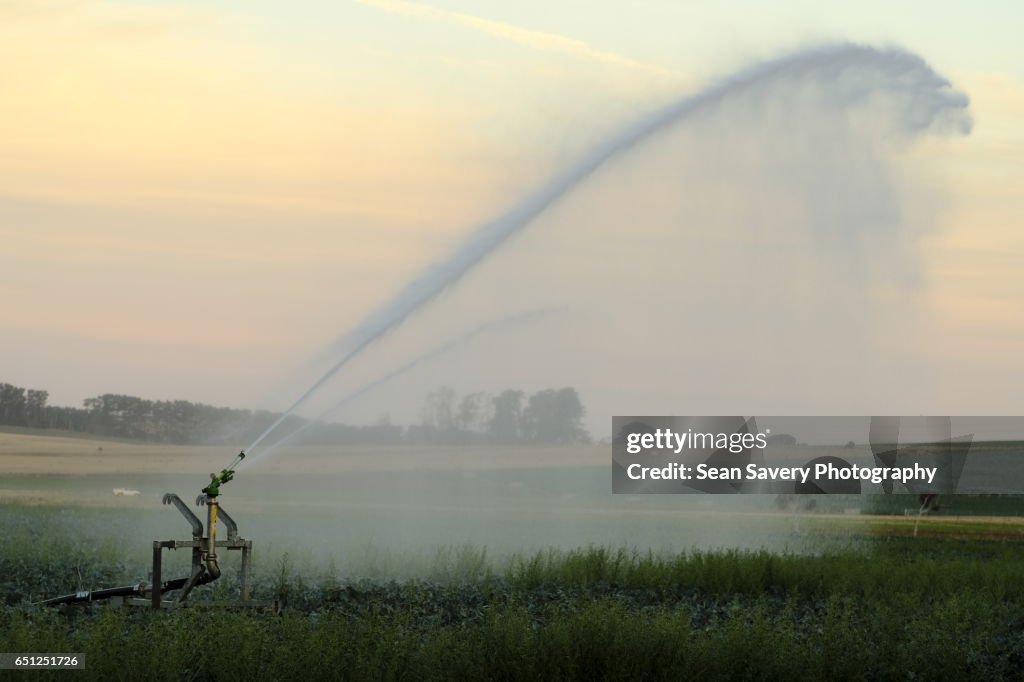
[3,431,1024,679]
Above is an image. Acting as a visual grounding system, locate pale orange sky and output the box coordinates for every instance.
[2,0,1022,431]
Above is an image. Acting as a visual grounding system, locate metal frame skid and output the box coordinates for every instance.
[148,492,253,609]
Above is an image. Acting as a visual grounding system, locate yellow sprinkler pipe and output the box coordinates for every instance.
[205,497,221,580]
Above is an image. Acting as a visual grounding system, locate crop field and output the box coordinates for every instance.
[3,432,1024,679]
[6,6,1023,678]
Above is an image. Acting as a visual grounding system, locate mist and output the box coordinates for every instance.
[259,43,970,443]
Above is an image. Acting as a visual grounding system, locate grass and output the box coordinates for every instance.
[3,579,1022,680]
[3,501,1024,679]
[0,424,146,444]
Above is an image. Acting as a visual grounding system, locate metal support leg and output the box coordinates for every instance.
[151,542,162,610]
[240,541,252,602]
[177,565,206,604]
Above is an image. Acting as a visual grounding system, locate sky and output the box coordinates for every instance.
[1,0,1022,436]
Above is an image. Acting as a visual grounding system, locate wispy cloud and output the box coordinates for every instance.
[356,0,676,78]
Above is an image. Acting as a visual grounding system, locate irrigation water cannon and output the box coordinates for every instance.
[39,451,253,610]
[202,450,245,498]
[194,450,246,586]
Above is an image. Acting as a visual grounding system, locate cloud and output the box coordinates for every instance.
[356,0,676,78]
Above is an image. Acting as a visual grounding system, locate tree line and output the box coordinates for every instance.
[413,386,589,445]
[0,381,590,446]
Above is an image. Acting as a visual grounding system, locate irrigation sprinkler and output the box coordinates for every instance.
[39,452,254,610]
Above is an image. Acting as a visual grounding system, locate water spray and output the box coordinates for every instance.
[240,43,970,462]
[38,43,971,609]
[250,308,562,462]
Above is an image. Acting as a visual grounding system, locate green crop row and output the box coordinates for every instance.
[4,503,1024,679]
[3,587,1023,681]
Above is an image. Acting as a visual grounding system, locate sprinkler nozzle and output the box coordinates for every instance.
[202,451,244,497]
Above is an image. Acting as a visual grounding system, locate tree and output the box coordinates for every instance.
[455,392,486,432]
[0,383,27,425]
[422,387,457,433]
[25,389,49,428]
[521,387,589,444]
[488,390,523,443]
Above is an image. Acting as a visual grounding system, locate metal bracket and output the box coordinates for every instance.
[162,493,203,539]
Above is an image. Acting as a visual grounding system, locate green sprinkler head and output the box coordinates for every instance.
[202,451,245,497]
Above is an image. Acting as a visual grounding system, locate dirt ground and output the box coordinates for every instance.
[3,431,1021,541]
[0,430,607,476]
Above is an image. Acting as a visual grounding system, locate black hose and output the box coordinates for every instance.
[38,575,201,607]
